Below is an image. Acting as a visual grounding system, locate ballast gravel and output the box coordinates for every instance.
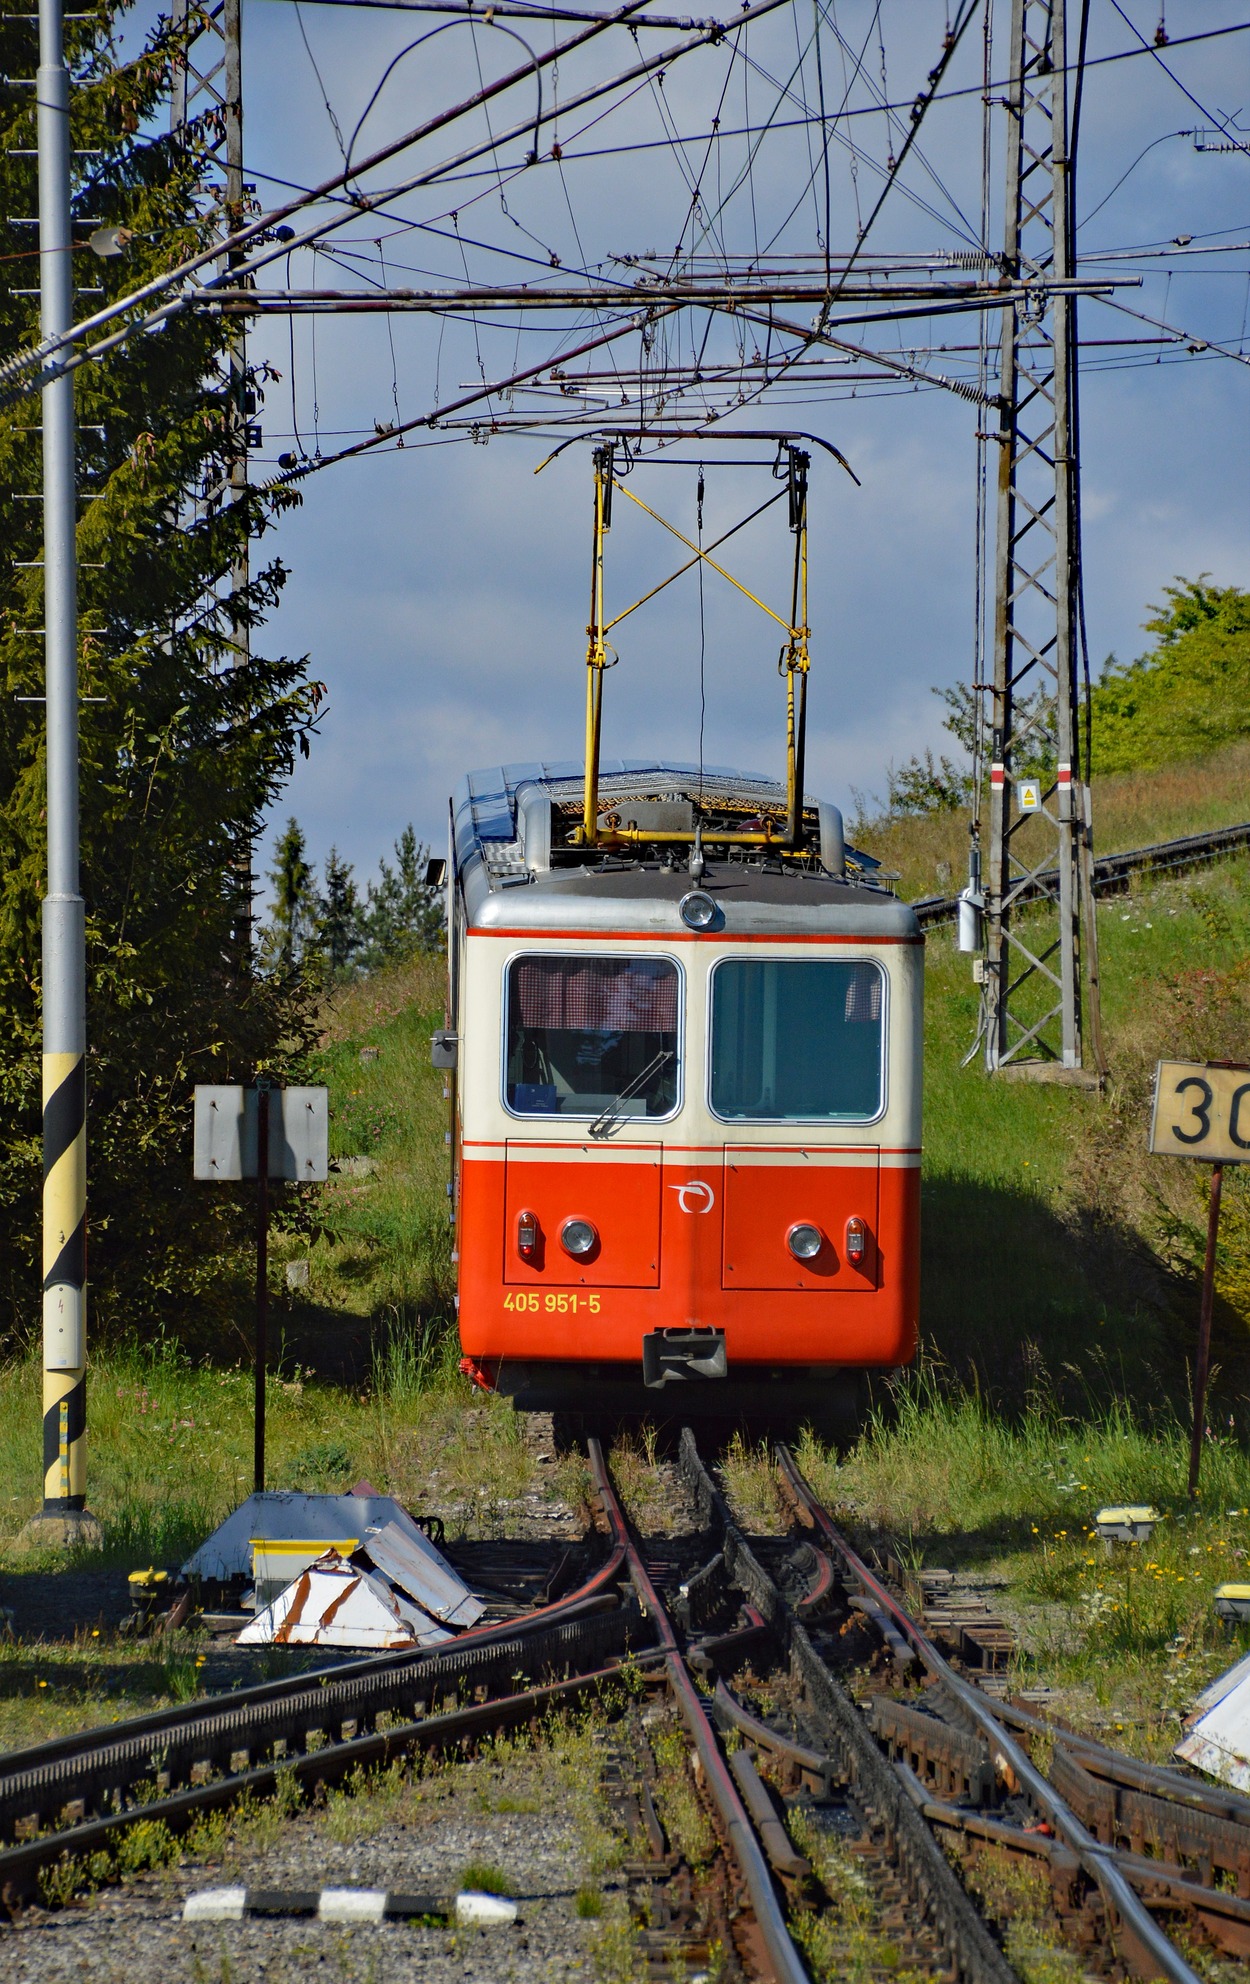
[0,1773,620,1981]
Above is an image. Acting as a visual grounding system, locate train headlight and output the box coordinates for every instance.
[679,889,718,931]
[845,1216,867,1264]
[561,1217,598,1258]
[516,1210,540,1261]
[787,1222,824,1261]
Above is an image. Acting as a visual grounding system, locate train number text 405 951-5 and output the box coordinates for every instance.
[504,1291,602,1314]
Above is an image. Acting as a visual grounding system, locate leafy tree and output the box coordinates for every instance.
[885,748,972,817]
[0,9,322,1345]
[1091,578,1250,774]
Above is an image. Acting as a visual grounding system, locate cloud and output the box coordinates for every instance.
[224,0,1250,884]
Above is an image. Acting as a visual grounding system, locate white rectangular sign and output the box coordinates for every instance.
[193,1086,329,1182]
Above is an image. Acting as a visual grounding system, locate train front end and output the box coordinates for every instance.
[445,764,922,1427]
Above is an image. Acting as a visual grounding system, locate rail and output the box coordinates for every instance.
[0,1518,630,1906]
[586,1436,811,1984]
[911,817,1250,929]
[10,1436,1246,1980]
[772,1441,1207,1984]
[676,1428,1020,1984]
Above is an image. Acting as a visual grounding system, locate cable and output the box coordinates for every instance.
[293,0,349,162]
[1078,131,1188,230]
[1093,290,1250,368]
[1106,0,1250,147]
[695,465,706,804]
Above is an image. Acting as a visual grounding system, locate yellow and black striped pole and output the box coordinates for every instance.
[42,1050,86,1511]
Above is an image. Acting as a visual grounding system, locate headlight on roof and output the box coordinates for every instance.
[679,889,718,931]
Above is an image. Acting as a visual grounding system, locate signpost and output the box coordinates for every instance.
[193,1085,328,1490]
[1150,1060,1250,1496]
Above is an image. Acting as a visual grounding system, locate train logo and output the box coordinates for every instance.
[670,1180,716,1214]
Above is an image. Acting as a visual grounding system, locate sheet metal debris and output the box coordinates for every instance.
[184,1490,433,1582]
[1175,1649,1250,1790]
[238,1551,452,1650]
[362,1518,484,1628]
[251,1537,359,1611]
[187,1488,485,1651]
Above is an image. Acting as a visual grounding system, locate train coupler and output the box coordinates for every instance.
[641,1328,727,1388]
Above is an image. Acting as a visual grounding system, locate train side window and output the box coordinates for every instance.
[709,959,885,1122]
[504,954,680,1118]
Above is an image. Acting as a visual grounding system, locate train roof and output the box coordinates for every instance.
[452,761,919,941]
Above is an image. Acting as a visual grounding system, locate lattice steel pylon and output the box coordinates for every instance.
[984,0,1102,1078]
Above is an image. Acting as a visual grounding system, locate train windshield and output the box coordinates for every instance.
[710,959,885,1121]
[505,954,680,1117]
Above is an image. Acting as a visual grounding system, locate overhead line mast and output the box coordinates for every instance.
[28,0,98,1548]
[982,0,1102,1080]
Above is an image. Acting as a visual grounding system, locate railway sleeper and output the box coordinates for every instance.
[674,1429,1019,1984]
[929,1797,1250,1963]
[0,1659,632,1913]
[869,1696,1000,1808]
[1050,1743,1250,1895]
[0,1606,631,1845]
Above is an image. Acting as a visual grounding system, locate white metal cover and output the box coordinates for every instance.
[193,1085,329,1181]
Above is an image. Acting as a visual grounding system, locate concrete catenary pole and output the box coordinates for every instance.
[29,0,99,1547]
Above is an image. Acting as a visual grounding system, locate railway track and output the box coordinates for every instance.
[2,1438,1248,1983]
[911,816,1250,928]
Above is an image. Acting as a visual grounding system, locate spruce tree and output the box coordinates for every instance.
[360,825,444,968]
[0,8,322,1344]
[317,847,364,979]
[265,818,318,975]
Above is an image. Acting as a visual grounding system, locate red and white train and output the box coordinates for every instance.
[441,759,922,1427]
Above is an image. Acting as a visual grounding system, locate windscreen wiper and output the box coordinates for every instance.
[588,1048,673,1140]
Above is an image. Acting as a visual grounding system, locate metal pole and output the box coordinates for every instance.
[1187,1161,1224,1500]
[28,0,98,1548]
[984,0,1096,1078]
[254,1084,269,1495]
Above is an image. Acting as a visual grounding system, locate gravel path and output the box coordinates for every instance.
[0,1753,624,1982]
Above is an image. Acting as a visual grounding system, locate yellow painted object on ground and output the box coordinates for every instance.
[251,1537,358,1609]
[1094,1506,1160,1545]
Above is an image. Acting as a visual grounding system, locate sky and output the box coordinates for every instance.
[128,1,1250,896]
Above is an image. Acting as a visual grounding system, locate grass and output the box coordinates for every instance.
[33,1705,628,1920]
[649,1717,716,1868]
[853,737,1250,902]
[915,855,1250,1406]
[1,750,1248,1773]
[291,951,454,1327]
[458,1858,512,1895]
[721,1385,1250,1757]
[786,1803,936,1983]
